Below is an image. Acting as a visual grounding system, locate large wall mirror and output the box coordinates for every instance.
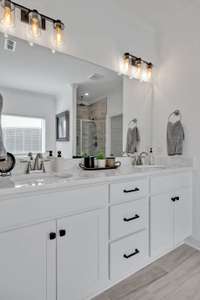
[0,33,123,159]
[0,33,153,160]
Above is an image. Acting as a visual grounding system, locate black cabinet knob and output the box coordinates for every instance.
[171,196,180,202]
[59,229,66,237]
[49,232,56,240]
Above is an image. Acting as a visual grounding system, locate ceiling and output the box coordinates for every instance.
[0,33,121,98]
[77,78,122,104]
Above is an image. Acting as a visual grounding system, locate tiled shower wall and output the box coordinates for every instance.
[76,99,107,156]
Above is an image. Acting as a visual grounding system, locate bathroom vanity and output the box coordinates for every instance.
[0,166,192,300]
[0,29,193,300]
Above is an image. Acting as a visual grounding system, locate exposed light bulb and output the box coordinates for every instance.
[119,53,130,76]
[129,65,137,79]
[0,0,15,30]
[135,59,142,80]
[147,63,153,81]
[140,62,153,82]
[53,20,64,48]
[29,10,41,39]
[3,6,11,25]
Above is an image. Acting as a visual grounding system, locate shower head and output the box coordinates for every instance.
[78,95,87,107]
[78,103,86,107]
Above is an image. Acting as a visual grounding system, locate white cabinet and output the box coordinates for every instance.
[0,221,56,300]
[174,188,192,245]
[57,209,107,300]
[0,209,107,300]
[110,178,148,204]
[150,188,192,258]
[110,230,148,280]
[0,171,192,300]
[150,193,174,258]
[110,198,148,240]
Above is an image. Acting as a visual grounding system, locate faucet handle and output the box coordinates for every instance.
[40,160,46,173]
[26,161,32,174]
[28,152,33,160]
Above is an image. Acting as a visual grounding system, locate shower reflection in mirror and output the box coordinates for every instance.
[76,81,123,158]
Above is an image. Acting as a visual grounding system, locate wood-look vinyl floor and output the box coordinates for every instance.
[93,244,200,300]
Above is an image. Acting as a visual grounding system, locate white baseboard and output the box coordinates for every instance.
[185,236,200,251]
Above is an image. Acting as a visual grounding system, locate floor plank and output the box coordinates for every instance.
[106,265,167,300]
[156,244,198,273]
[93,245,200,300]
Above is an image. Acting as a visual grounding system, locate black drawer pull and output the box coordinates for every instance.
[59,229,66,237]
[123,214,140,222]
[124,249,140,259]
[49,232,56,240]
[123,188,140,193]
[171,196,180,202]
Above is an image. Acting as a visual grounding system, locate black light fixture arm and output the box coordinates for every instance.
[4,0,64,27]
[124,52,153,67]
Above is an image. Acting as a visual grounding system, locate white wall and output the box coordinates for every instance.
[153,10,200,240]
[123,77,153,153]
[0,86,56,153]
[56,85,74,158]
[106,84,123,156]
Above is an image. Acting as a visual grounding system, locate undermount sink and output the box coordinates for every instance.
[134,165,166,169]
[11,172,73,188]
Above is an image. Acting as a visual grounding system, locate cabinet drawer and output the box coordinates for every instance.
[110,230,148,280]
[110,178,148,204]
[110,198,148,240]
[151,172,192,195]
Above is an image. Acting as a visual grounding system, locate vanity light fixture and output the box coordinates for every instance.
[53,20,64,48]
[120,52,153,82]
[0,0,15,36]
[29,9,42,40]
[0,0,65,49]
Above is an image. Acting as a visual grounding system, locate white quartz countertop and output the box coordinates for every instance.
[0,164,193,198]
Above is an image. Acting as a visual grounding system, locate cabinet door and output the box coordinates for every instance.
[0,221,56,300]
[174,188,192,245]
[57,209,108,300]
[150,193,174,258]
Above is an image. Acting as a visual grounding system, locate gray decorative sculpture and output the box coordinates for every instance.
[0,94,7,161]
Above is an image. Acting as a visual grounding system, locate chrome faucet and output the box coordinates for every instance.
[26,153,46,174]
[33,153,43,171]
[136,152,149,166]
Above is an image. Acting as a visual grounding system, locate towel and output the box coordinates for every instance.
[167,120,184,156]
[126,126,140,154]
[0,94,7,161]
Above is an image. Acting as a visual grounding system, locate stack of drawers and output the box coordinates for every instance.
[109,177,149,280]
